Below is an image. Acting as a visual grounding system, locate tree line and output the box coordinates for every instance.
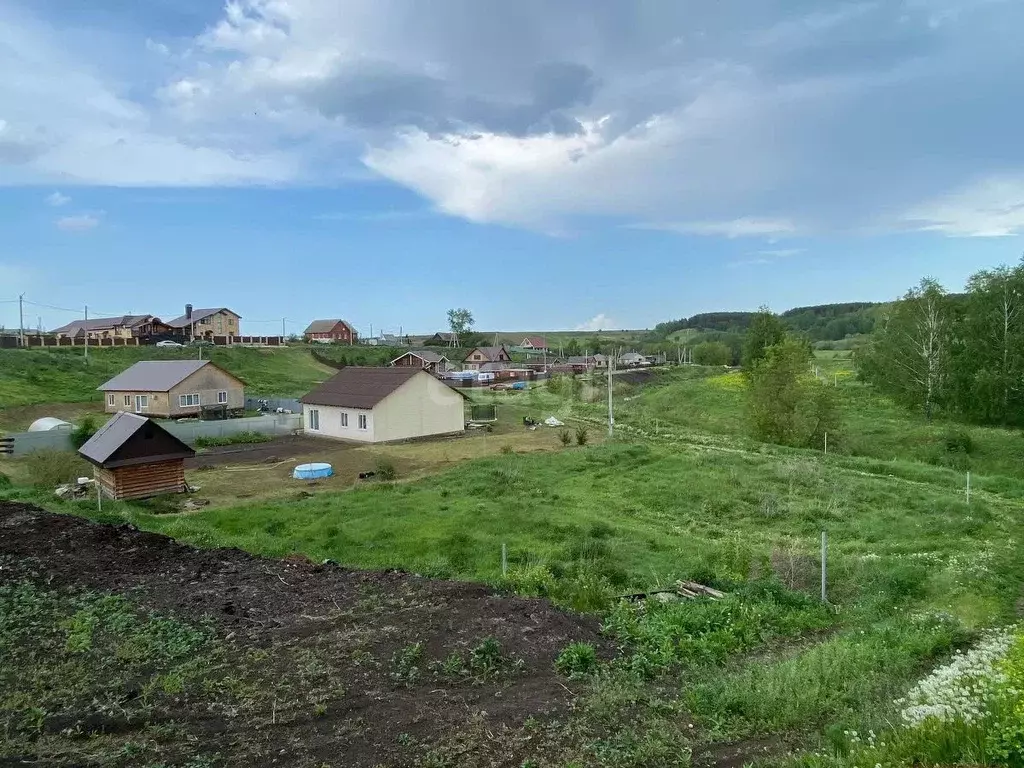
[857,258,1024,426]
[650,302,883,343]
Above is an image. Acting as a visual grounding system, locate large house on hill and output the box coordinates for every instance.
[304,319,356,344]
[165,306,240,340]
[51,315,171,340]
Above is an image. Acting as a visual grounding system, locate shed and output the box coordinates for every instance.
[78,412,195,500]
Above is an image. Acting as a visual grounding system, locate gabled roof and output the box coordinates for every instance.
[463,346,509,362]
[79,412,194,468]
[97,360,234,392]
[301,366,425,409]
[304,319,353,334]
[51,315,157,335]
[165,308,239,328]
[392,350,448,365]
[567,355,596,365]
[522,336,547,348]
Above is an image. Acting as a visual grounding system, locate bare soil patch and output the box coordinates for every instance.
[0,501,607,767]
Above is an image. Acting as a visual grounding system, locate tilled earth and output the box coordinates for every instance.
[0,501,608,767]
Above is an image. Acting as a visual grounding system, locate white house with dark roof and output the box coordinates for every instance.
[301,367,465,444]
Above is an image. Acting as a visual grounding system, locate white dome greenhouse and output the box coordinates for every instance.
[27,418,73,432]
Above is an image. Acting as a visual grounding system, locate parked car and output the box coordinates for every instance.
[490,382,512,391]
[155,340,183,347]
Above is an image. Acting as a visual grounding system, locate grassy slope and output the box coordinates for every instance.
[0,346,336,409]
[6,354,1024,763]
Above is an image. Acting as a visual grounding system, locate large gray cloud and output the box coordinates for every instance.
[6,0,1024,235]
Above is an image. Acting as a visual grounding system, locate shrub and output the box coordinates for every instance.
[559,430,572,447]
[70,417,98,450]
[25,450,86,489]
[375,459,397,481]
[498,565,555,597]
[555,642,598,679]
[944,429,974,455]
[500,444,515,455]
[575,426,589,447]
[0,473,11,489]
[469,638,503,676]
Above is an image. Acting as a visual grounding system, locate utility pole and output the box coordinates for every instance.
[607,354,614,438]
[281,318,286,339]
[820,531,828,603]
[18,294,24,348]
[84,305,89,362]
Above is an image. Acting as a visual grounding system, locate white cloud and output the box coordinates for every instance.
[56,213,101,232]
[575,313,615,332]
[902,175,1024,237]
[639,218,799,238]
[45,191,70,207]
[754,248,804,258]
[3,0,1024,236]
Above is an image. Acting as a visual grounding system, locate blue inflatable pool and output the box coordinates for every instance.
[293,462,333,480]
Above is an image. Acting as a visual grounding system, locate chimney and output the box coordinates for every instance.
[185,304,193,320]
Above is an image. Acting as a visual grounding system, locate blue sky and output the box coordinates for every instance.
[1,0,1023,336]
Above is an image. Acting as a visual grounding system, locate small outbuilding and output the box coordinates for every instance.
[27,417,73,432]
[301,366,466,444]
[78,412,195,500]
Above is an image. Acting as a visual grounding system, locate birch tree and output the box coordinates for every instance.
[958,261,1024,425]
[858,278,951,420]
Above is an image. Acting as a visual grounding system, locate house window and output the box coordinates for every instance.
[308,409,320,430]
[217,391,228,404]
[107,394,115,406]
[341,412,349,428]
[135,395,149,411]
[358,414,368,430]
[124,395,131,406]
[179,393,201,407]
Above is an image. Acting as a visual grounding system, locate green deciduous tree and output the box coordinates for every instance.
[857,278,951,420]
[747,339,840,447]
[955,261,1024,425]
[692,341,732,366]
[743,307,787,371]
[446,308,474,339]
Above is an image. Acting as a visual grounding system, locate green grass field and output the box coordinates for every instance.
[4,354,1024,765]
[0,346,336,411]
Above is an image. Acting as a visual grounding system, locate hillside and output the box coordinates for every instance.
[654,301,887,342]
[0,346,337,409]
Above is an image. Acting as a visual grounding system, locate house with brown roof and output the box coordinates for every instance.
[300,367,465,443]
[51,315,171,340]
[390,350,451,374]
[98,360,245,418]
[423,332,457,346]
[304,319,356,344]
[165,305,241,340]
[462,345,512,371]
[520,336,548,351]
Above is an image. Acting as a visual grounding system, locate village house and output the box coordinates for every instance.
[165,305,241,340]
[51,315,171,341]
[301,366,466,444]
[98,360,245,419]
[390,350,452,374]
[618,352,649,367]
[422,332,457,346]
[78,412,195,500]
[520,336,548,351]
[462,345,512,371]
[304,319,356,344]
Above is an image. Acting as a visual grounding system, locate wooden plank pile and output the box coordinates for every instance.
[620,580,727,603]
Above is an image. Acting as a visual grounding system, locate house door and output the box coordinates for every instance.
[134,395,148,413]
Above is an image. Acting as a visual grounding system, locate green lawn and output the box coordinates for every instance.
[0,346,336,410]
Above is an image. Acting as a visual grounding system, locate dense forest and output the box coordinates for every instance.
[651,302,884,343]
[858,259,1024,427]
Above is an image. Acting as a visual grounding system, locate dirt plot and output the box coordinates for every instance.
[0,501,607,767]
